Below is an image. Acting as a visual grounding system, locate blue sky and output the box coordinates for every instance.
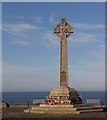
[2,2,105,91]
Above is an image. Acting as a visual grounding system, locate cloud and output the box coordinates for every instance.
[2,22,47,46]
[78,44,105,71]
[79,59,104,71]
[33,16,42,24]
[49,12,57,24]
[18,16,25,19]
[71,32,97,43]
[2,62,59,91]
[3,62,57,76]
[41,30,103,48]
[0,24,2,31]
[41,30,59,46]
[2,43,105,91]
[77,59,105,90]
[68,44,105,91]
[3,23,41,37]
[48,18,104,45]
[12,39,31,46]
[73,23,105,30]
[40,29,99,47]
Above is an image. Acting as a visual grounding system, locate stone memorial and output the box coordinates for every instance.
[47,18,82,104]
[24,18,105,115]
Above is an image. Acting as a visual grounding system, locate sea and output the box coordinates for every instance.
[1,91,106,105]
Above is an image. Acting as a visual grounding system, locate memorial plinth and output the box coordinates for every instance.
[49,87,79,101]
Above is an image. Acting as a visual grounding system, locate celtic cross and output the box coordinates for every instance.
[54,18,73,87]
[54,18,73,39]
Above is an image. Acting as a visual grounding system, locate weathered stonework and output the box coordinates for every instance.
[49,87,79,100]
[48,18,80,101]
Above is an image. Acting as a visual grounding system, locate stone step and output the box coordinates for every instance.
[79,109,104,113]
[31,106,104,111]
[31,109,77,112]
[32,107,77,111]
[76,106,105,111]
[74,104,105,108]
[24,104,105,115]
[24,109,80,114]
[40,104,74,108]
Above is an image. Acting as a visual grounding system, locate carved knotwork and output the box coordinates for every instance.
[54,18,73,39]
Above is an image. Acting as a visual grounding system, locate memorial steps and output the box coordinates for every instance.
[76,105,105,113]
[24,105,80,114]
[24,104,105,115]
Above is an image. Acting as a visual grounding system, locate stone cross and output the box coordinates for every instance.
[54,18,73,87]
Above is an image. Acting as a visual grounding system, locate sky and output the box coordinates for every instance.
[2,2,105,92]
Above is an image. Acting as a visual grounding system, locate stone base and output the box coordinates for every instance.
[24,104,80,114]
[48,86,79,100]
[24,104,104,115]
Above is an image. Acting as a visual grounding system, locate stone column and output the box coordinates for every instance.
[60,37,68,87]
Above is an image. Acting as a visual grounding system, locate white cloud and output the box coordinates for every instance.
[18,16,25,19]
[33,16,42,24]
[49,12,57,24]
[13,39,31,46]
[48,17,105,45]
[3,62,57,76]
[2,22,48,47]
[0,24,1,30]
[3,23,41,37]
[2,62,59,91]
[79,59,104,71]
[41,30,59,46]
[41,30,103,47]
[73,22,105,30]
[68,43,105,91]
[71,32,97,43]
[83,44,105,63]
[2,43,105,91]
[18,16,42,23]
